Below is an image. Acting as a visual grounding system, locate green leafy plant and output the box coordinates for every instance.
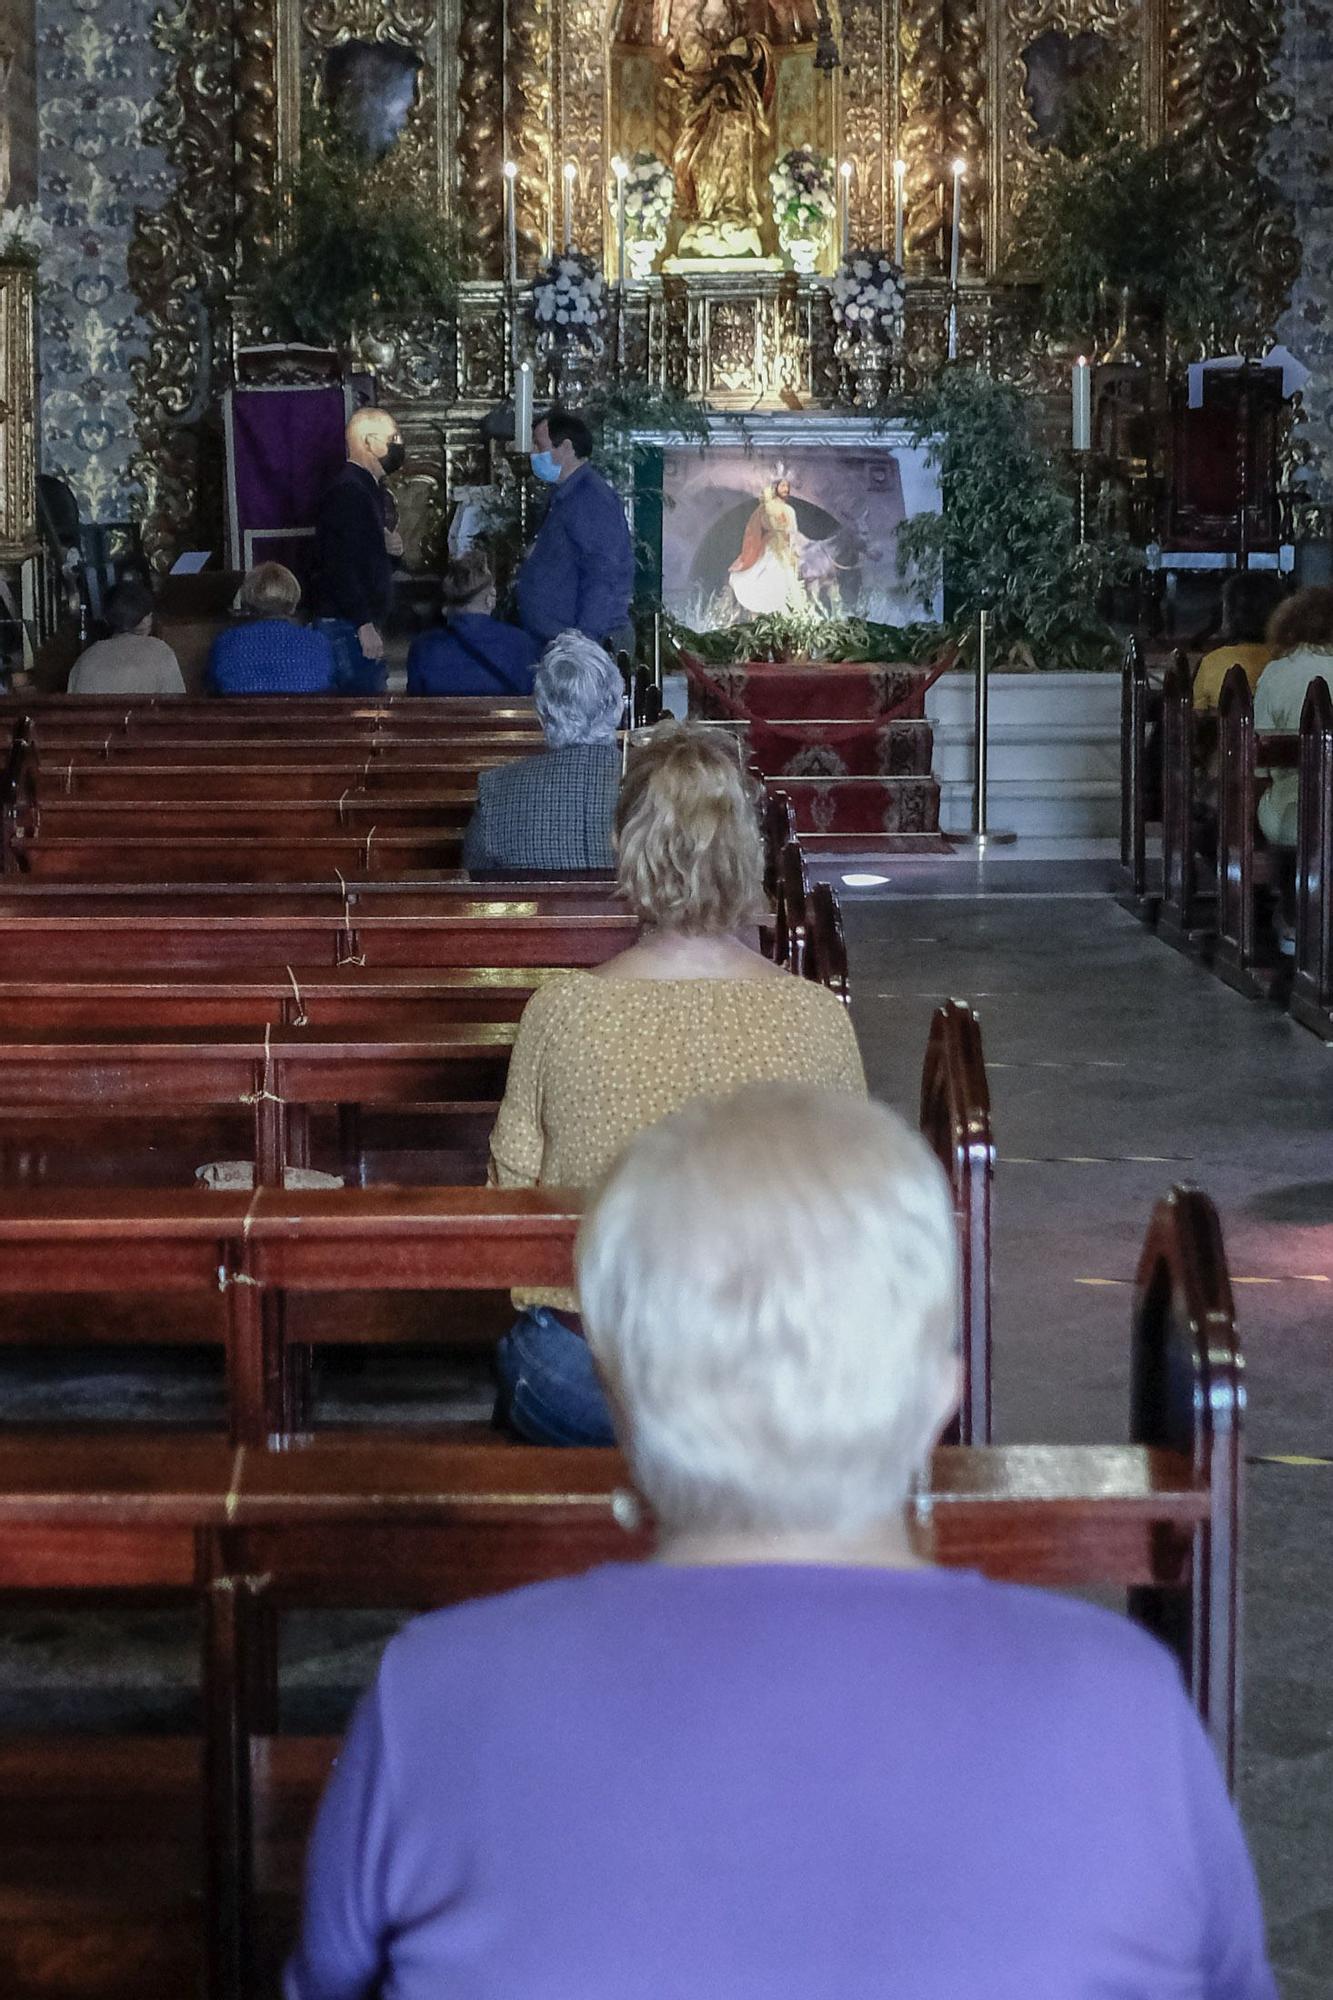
[251,126,464,347]
[1004,134,1245,343]
[897,368,1134,671]
[670,612,940,666]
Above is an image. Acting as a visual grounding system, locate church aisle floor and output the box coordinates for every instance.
[843,859,1333,2000]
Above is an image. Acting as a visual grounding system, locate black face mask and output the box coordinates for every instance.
[378,439,406,476]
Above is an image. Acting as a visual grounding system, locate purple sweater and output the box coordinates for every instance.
[286,1563,1274,2000]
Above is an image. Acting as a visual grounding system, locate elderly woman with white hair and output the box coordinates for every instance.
[461,629,624,875]
[487,718,866,1445]
[287,1086,1274,2000]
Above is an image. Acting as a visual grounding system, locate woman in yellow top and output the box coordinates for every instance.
[1191,570,1283,712]
[488,719,867,1445]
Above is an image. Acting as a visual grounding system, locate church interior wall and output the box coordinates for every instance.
[34,0,174,522]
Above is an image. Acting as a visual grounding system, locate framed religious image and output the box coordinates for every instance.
[636,416,942,631]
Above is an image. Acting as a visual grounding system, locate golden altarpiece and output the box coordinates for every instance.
[127,0,1295,563]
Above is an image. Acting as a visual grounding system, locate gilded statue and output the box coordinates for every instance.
[669,0,772,261]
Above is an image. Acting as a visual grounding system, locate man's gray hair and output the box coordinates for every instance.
[576,1084,960,1540]
[534,632,625,748]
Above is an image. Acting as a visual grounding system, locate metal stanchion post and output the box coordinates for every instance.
[952,606,1015,849]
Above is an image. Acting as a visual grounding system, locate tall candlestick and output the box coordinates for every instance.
[514,360,534,454]
[949,158,964,288]
[1072,355,1092,453]
[893,158,906,267]
[614,156,628,291]
[503,160,518,288]
[562,161,576,252]
[839,159,853,260]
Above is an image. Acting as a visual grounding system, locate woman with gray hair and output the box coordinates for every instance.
[461,629,624,875]
[288,1085,1273,2000]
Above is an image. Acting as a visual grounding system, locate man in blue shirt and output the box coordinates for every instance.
[514,410,634,651]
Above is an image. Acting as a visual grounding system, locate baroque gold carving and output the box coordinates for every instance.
[458,0,504,275]
[841,0,890,247]
[899,0,946,264]
[1165,0,1297,332]
[943,0,985,270]
[0,264,36,554]
[128,0,236,569]
[234,0,280,265]
[505,0,553,271]
[559,0,608,261]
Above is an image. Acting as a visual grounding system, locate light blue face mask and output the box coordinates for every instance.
[529,448,561,484]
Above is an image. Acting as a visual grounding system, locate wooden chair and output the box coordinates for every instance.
[1291,673,1333,1039]
[919,1000,993,1446]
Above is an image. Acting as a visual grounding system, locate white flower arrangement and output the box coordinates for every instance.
[527,249,608,342]
[0,204,53,267]
[622,153,674,241]
[768,147,837,238]
[829,248,906,341]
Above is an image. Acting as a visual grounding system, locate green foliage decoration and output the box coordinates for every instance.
[1004,134,1246,344]
[670,612,940,666]
[250,118,464,347]
[896,367,1135,671]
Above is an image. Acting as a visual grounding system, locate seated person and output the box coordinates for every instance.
[207,563,338,696]
[406,550,538,697]
[1254,584,1333,848]
[461,631,623,876]
[487,719,866,1446]
[1192,570,1283,711]
[288,1086,1276,2000]
[67,576,185,695]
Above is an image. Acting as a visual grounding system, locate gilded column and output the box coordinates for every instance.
[841,0,890,248]
[898,0,946,267]
[233,0,280,266]
[1165,0,1297,329]
[505,0,554,271]
[0,264,36,554]
[942,0,985,272]
[458,0,505,277]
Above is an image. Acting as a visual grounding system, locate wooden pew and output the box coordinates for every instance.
[774,838,810,973]
[0,888,637,975]
[1291,673,1333,1039]
[804,881,849,1005]
[919,999,993,1446]
[1211,663,1298,998]
[1117,634,1156,917]
[0,1182,1244,1998]
[1157,650,1212,950]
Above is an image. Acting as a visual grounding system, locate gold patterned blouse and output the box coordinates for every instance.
[488,969,868,1310]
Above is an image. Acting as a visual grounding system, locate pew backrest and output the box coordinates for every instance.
[1120,636,1149,900]
[805,881,849,1006]
[775,839,810,974]
[918,999,993,1446]
[1159,651,1204,941]
[1293,674,1333,1035]
[1129,1184,1242,1785]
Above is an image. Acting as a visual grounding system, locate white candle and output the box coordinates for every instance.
[1072,355,1092,452]
[893,158,906,267]
[614,156,628,289]
[562,161,576,252]
[514,360,534,454]
[839,159,853,260]
[503,160,518,287]
[949,158,964,287]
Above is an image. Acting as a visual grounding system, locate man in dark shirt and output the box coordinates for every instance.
[313,406,404,693]
[514,410,634,653]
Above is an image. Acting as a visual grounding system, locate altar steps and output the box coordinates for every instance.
[685,658,943,839]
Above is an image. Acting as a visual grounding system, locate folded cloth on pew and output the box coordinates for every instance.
[287,1562,1275,2000]
[196,1162,345,1191]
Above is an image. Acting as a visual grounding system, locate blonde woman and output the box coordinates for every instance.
[208,563,338,696]
[488,719,866,1444]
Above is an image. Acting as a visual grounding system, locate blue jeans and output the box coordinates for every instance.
[494,1306,616,1447]
[314,618,388,696]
